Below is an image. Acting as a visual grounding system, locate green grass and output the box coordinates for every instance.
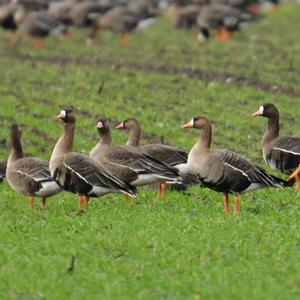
[1,3,300,299]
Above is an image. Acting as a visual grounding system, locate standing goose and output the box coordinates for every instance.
[252,103,300,191]
[49,109,136,208]
[183,116,287,216]
[116,117,198,194]
[89,118,181,196]
[6,124,61,208]
[14,5,69,48]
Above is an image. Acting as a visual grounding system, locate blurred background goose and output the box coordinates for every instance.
[13,0,69,48]
[6,124,61,208]
[86,0,158,46]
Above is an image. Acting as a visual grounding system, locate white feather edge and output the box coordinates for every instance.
[273,147,300,156]
[64,162,134,196]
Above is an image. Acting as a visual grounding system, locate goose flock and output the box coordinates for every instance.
[1,103,300,216]
[0,0,280,48]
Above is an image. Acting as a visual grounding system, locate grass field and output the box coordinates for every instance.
[1,4,300,299]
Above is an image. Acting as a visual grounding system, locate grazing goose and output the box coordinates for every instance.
[89,118,181,196]
[116,117,198,194]
[49,109,136,208]
[0,159,7,182]
[6,124,61,208]
[183,116,287,216]
[252,103,300,191]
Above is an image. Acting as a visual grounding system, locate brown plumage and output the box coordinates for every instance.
[183,116,287,216]
[6,124,61,209]
[253,103,300,191]
[49,109,136,208]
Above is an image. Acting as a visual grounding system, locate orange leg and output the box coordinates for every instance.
[158,182,167,198]
[34,37,43,49]
[234,195,240,216]
[78,194,84,209]
[224,194,229,214]
[121,33,130,47]
[28,196,35,209]
[85,196,90,207]
[216,27,233,42]
[289,164,300,192]
[41,197,47,209]
[124,194,129,202]
[247,3,260,14]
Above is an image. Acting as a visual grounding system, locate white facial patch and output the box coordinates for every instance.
[97,121,103,128]
[60,110,66,118]
[259,105,264,115]
[191,118,194,127]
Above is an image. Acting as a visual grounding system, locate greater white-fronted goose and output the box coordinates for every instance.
[86,0,157,47]
[183,116,287,216]
[86,6,138,46]
[116,117,198,194]
[169,0,202,29]
[14,5,69,48]
[6,124,61,208]
[197,3,253,42]
[89,118,181,194]
[252,103,300,191]
[0,159,7,182]
[49,109,136,208]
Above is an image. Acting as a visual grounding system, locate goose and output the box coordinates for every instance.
[89,118,181,196]
[6,124,62,208]
[252,103,300,191]
[0,159,7,182]
[116,117,198,194]
[14,4,69,48]
[86,1,157,47]
[183,116,287,216]
[197,3,253,42]
[169,0,202,29]
[49,109,136,208]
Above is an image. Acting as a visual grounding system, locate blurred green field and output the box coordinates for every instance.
[1,4,300,299]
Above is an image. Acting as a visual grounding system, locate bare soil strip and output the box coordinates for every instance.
[4,52,300,97]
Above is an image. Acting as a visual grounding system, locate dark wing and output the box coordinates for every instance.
[64,153,136,195]
[268,136,300,174]
[218,149,284,188]
[142,144,188,166]
[106,146,179,180]
[0,160,7,182]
